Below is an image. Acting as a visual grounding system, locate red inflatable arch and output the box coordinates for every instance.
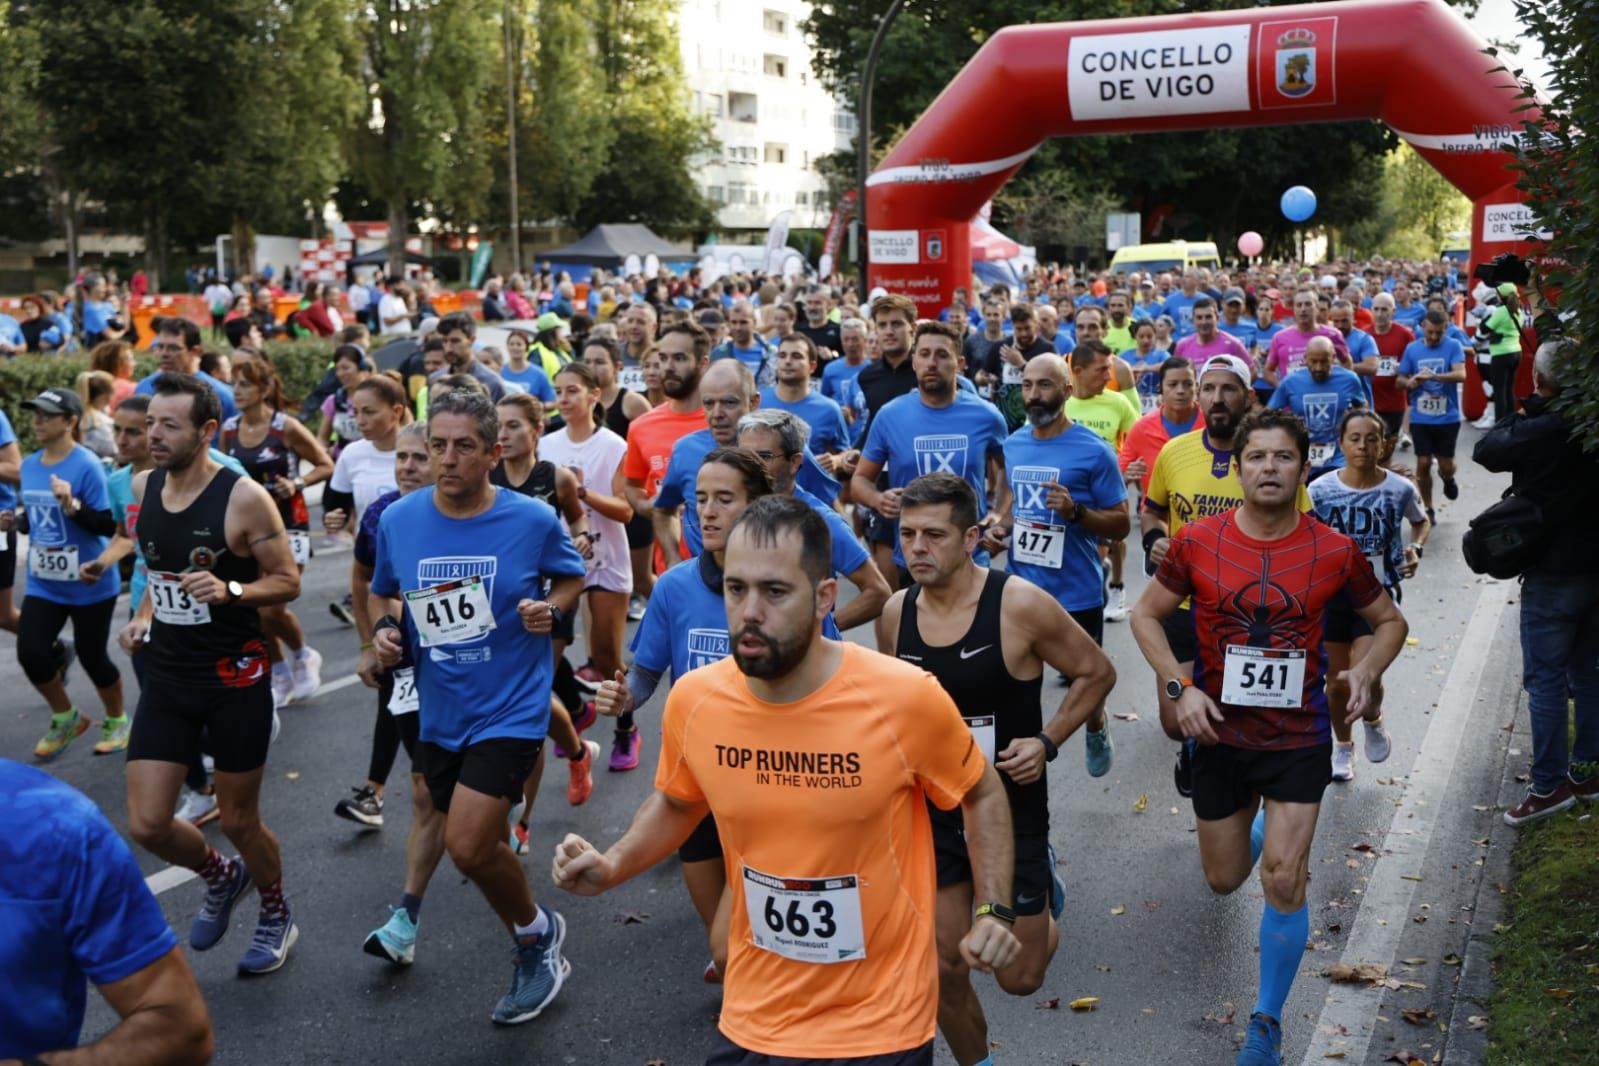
[866,0,1543,413]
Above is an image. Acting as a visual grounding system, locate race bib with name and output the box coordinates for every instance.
[388,667,420,715]
[1417,393,1448,417]
[1221,645,1306,709]
[742,865,866,965]
[28,544,79,581]
[406,576,496,647]
[148,571,211,625]
[1308,441,1335,467]
[1012,521,1065,569]
[966,714,996,764]
[288,530,311,565]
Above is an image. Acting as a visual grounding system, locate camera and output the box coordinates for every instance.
[1474,252,1531,287]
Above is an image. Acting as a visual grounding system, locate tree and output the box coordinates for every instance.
[1341,144,1472,260]
[350,0,500,275]
[1506,0,1598,450]
[575,0,716,236]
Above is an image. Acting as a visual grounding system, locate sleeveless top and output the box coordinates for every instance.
[138,466,268,689]
[221,411,308,529]
[491,459,558,509]
[603,387,638,440]
[896,569,1046,829]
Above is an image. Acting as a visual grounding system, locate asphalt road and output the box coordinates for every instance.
[2,427,1530,1066]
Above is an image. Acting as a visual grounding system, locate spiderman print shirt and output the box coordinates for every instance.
[1155,511,1383,750]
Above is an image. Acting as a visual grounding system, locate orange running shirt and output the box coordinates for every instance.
[622,405,706,498]
[655,642,985,1058]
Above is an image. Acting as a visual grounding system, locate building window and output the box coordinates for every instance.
[705,93,724,118]
[764,143,787,164]
[763,9,787,35]
[729,91,757,123]
[795,190,808,206]
[729,183,755,205]
[763,53,787,79]
[833,111,857,134]
[708,186,726,204]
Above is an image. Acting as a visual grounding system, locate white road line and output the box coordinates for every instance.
[1299,580,1511,1064]
[143,672,363,896]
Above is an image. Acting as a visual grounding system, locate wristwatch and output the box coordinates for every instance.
[548,604,567,629]
[1068,501,1087,524]
[974,901,1017,926]
[225,580,244,605]
[1034,732,1059,762]
[1165,676,1193,701]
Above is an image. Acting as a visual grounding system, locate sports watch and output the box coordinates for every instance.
[1035,732,1059,762]
[225,580,244,604]
[1164,676,1193,701]
[974,901,1017,925]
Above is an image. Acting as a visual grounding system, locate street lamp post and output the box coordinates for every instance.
[856,0,907,302]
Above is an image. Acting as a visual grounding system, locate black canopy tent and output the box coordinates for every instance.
[540,224,693,269]
[344,247,449,284]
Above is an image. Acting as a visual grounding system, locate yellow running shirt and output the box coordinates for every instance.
[1144,428,1311,538]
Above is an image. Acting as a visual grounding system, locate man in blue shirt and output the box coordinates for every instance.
[1330,299,1380,404]
[1160,272,1204,338]
[370,388,586,1026]
[852,320,1010,581]
[1391,285,1425,331]
[133,317,239,422]
[1397,311,1469,518]
[737,408,891,631]
[708,299,774,387]
[760,334,851,456]
[1270,336,1369,478]
[997,352,1130,777]
[1218,288,1257,350]
[0,759,213,1063]
[820,317,871,442]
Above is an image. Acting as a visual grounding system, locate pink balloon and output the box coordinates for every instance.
[1237,231,1264,258]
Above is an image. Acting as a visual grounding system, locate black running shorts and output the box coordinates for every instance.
[1191,741,1333,821]
[127,678,274,774]
[419,736,543,813]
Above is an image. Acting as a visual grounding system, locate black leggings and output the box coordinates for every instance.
[19,595,120,689]
[1487,353,1520,422]
[367,669,421,785]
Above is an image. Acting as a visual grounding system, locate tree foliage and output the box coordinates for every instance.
[1341,144,1472,261]
[1506,0,1599,451]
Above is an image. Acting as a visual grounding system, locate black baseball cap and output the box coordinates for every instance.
[22,386,83,417]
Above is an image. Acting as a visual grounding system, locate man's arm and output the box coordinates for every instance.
[1129,578,1186,693]
[1343,590,1409,722]
[222,480,300,607]
[546,572,584,616]
[956,764,1022,974]
[552,789,710,896]
[832,558,891,631]
[849,455,887,514]
[1077,502,1129,540]
[20,947,214,1066]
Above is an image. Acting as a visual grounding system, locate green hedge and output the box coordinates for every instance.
[0,340,338,454]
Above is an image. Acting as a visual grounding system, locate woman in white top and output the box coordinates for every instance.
[324,375,407,627]
[538,362,634,691]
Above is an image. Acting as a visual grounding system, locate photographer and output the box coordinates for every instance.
[1473,339,1599,826]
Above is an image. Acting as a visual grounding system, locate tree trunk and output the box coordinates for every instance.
[63,183,80,280]
[232,218,255,279]
[386,198,408,280]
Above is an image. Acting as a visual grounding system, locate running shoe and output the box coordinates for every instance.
[363,905,418,966]
[34,711,91,761]
[1331,742,1355,782]
[328,597,357,627]
[1503,784,1576,827]
[93,716,131,755]
[1473,412,1497,430]
[1363,718,1392,764]
[609,727,641,772]
[290,647,323,701]
[573,662,605,695]
[1084,725,1113,778]
[1442,477,1460,501]
[271,668,294,709]
[238,907,299,975]
[703,959,722,984]
[1173,738,1196,798]
[513,822,530,855]
[627,594,647,622]
[568,740,599,806]
[1046,844,1066,921]
[492,910,568,1025]
[177,788,220,827]
[508,798,527,854]
[570,699,597,735]
[334,786,384,828]
[192,857,251,951]
[53,638,75,686]
[1236,1012,1282,1065]
[1399,432,1413,451]
[1104,586,1128,623]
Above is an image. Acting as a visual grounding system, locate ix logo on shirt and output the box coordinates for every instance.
[1303,393,1338,434]
[913,434,969,477]
[687,628,729,670]
[1010,465,1059,514]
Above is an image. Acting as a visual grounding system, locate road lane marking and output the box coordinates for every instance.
[143,671,364,896]
[1299,580,1510,1064]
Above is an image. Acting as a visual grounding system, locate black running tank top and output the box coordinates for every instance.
[603,388,637,440]
[138,466,268,689]
[896,569,1046,821]
[491,459,558,509]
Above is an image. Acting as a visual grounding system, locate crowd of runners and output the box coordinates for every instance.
[5,255,1591,1066]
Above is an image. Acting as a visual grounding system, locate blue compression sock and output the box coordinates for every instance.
[1254,902,1309,1022]
[1250,808,1266,868]
[972,1058,993,1066]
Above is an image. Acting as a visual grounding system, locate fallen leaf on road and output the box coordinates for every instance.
[1095,963,1111,972]
[1467,1015,1489,1030]
[646,1060,666,1065]
[1380,1053,1424,1065]
[615,910,651,925]
[1400,874,1425,882]
[1405,637,1420,646]
[1134,792,1148,812]
[1324,1054,1347,1059]
[1113,711,1139,721]
[1401,957,1427,966]
[1169,806,1181,815]
[1400,1007,1437,1025]
[1035,996,1060,1010]
[1544,987,1574,999]
[1327,962,1389,984]
[1318,1023,1350,1037]
[1068,997,1099,1011]
[1351,842,1375,852]
[1471,805,1491,812]
[1110,904,1126,916]
[1208,1002,1237,1025]
[1442,953,1461,965]
[285,771,300,780]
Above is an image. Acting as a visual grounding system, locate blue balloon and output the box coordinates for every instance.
[1281,185,1317,223]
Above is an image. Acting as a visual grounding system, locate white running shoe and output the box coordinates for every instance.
[1104,586,1129,622]
[271,668,294,709]
[290,647,323,701]
[1331,742,1355,782]
[1473,412,1496,430]
[177,788,220,826]
[1363,718,1392,763]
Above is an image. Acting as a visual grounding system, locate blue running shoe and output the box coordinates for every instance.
[363,905,418,966]
[1085,725,1113,778]
[1046,844,1066,921]
[1174,738,1197,798]
[238,907,298,975]
[492,909,567,1025]
[190,857,251,951]
[1235,1012,1282,1065]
